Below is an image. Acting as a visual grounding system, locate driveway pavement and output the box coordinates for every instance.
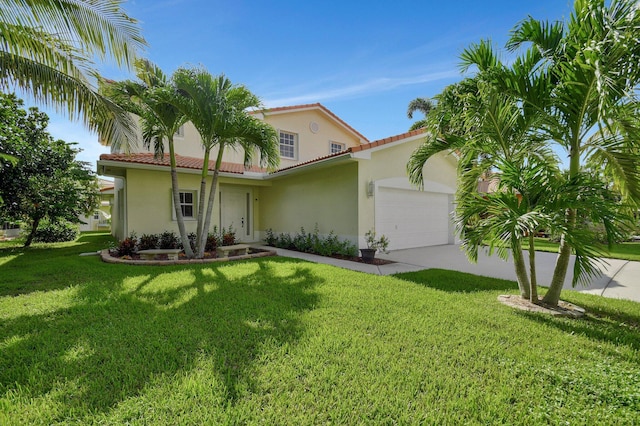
[378,245,640,303]
[260,245,640,303]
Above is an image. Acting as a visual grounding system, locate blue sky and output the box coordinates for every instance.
[43,0,574,171]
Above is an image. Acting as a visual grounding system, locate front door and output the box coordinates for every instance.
[220,187,252,241]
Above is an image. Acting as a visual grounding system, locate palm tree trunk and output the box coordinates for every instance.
[544,145,580,306]
[528,233,538,303]
[168,136,194,258]
[543,227,572,306]
[512,243,530,299]
[197,147,225,258]
[194,148,211,257]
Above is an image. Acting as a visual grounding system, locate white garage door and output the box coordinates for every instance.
[375,187,451,250]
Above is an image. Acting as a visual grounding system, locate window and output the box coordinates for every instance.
[172,190,196,219]
[179,191,194,217]
[93,211,100,220]
[174,125,184,138]
[279,130,297,159]
[330,141,346,154]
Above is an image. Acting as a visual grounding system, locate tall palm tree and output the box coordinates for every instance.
[0,0,146,149]
[406,97,433,131]
[410,0,640,307]
[100,59,194,257]
[172,67,279,258]
[504,0,640,305]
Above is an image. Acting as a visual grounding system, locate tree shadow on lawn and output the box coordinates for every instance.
[515,298,640,357]
[0,233,117,297]
[0,257,321,417]
[394,268,517,293]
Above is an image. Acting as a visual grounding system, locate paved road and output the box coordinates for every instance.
[378,245,640,303]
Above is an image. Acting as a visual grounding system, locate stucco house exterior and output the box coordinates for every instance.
[97,103,457,251]
[78,178,113,232]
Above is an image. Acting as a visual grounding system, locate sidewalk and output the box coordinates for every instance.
[258,245,640,303]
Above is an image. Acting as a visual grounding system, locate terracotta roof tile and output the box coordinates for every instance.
[99,153,267,174]
[351,128,426,153]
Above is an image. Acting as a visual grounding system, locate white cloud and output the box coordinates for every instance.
[263,69,460,107]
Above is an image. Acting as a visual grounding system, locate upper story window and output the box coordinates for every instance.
[330,141,346,154]
[279,130,297,159]
[174,125,184,138]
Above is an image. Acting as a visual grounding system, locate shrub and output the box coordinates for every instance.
[33,220,78,243]
[138,233,159,250]
[277,232,294,249]
[205,233,219,252]
[293,227,313,252]
[117,237,137,256]
[264,228,277,246]
[159,230,179,249]
[221,226,236,246]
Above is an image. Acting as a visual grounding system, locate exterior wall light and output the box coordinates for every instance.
[366,180,375,198]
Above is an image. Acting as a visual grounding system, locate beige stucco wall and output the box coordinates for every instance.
[122,169,265,237]
[261,109,363,168]
[122,108,363,170]
[258,162,359,242]
[356,137,457,239]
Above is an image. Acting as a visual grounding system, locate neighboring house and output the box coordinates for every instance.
[97,103,457,250]
[78,178,113,231]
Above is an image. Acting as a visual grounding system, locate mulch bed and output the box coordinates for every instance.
[498,295,585,318]
[330,254,394,265]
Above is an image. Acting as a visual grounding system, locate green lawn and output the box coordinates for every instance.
[1,234,639,424]
[533,238,640,261]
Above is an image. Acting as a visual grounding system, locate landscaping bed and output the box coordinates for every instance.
[102,247,276,265]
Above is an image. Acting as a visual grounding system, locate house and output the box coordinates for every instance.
[97,103,457,251]
[78,178,113,231]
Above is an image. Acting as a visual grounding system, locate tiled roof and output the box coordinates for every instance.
[256,103,370,143]
[351,128,426,152]
[99,153,267,174]
[100,128,429,176]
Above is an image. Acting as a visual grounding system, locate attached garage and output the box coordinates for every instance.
[375,185,454,250]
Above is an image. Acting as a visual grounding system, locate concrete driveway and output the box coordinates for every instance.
[378,244,640,303]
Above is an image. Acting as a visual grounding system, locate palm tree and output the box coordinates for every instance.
[0,0,146,149]
[504,0,640,305]
[410,0,640,307]
[100,59,194,257]
[172,67,279,258]
[406,97,433,131]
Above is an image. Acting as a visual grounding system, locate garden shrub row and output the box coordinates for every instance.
[116,226,237,256]
[264,225,358,257]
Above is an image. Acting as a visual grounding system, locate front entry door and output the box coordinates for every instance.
[220,188,252,241]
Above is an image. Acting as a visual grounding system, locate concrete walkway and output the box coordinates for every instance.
[259,245,640,303]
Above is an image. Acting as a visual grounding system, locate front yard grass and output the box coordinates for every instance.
[533,238,640,261]
[1,233,639,424]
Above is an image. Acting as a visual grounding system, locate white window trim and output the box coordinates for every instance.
[279,130,298,160]
[330,141,346,154]
[171,189,197,220]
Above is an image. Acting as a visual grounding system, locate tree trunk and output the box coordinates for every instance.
[543,230,572,306]
[168,136,194,258]
[512,243,530,299]
[197,147,225,258]
[528,233,538,304]
[194,148,211,257]
[24,216,41,247]
[545,137,580,306]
